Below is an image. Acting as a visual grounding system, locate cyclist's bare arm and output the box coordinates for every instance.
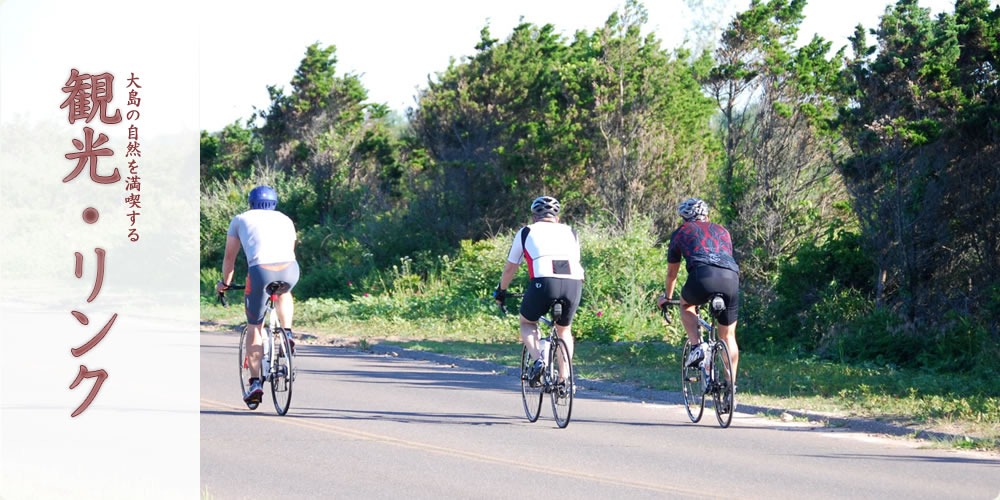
[662,261,682,305]
[498,261,519,292]
[217,235,241,293]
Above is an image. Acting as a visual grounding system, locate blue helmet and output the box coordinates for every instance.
[248,185,278,210]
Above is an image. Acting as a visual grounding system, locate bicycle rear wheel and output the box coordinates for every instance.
[520,345,543,422]
[238,327,259,410]
[550,338,574,429]
[712,340,735,428]
[680,342,704,423]
[270,328,294,416]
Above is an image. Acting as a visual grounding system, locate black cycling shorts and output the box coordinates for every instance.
[520,277,583,327]
[681,265,739,326]
[245,261,300,325]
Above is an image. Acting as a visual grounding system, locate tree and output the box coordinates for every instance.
[837,0,1000,327]
[702,0,850,285]
[410,22,589,236]
[257,42,400,224]
[586,0,718,231]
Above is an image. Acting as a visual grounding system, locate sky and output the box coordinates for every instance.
[198,0,973,132]
[0,0,979,131]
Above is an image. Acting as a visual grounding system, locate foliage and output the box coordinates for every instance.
[586,0,720,229]
[199,1,1000,380]
[837,0,1000,340]
[410,3,718,235]
[702,0,851,286]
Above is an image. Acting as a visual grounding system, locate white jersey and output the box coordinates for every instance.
[226,209,297,267]
[507,221,584,280]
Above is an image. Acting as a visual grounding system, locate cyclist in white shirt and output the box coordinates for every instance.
[494,196,584,387]
[215,185,299,407]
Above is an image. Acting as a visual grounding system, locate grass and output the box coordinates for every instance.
[202,295,1000,450]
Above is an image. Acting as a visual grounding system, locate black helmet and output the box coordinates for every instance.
[531,196,560,218]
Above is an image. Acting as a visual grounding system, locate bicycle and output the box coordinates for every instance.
[498,293,574,429]
[661,294,735,428]
[218,281,295,416]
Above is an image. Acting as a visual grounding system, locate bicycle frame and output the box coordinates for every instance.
[219,282,294,415]
[499,292,575,428]
[662,294,735,427]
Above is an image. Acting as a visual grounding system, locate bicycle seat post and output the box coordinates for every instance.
[551,302,563,339]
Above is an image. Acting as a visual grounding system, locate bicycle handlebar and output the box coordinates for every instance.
[217,282,245,307]
[496,292,524,315]
[659,298,682,324]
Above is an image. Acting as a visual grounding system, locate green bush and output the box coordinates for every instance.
[744,226,876,353]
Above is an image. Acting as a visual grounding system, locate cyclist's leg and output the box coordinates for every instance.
[679,272,708,345]
[518,316,542,360]
[553,278,582,381]
[272,261,300,331]
[554,324,573,381]
[275,291,294,330]
[244,265,271,380]
[678,300,701,345]
[717,320,739,384]
[519,279,550,361]
[245,322,264,378]
[704,266,740,384]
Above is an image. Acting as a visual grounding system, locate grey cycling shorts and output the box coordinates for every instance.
[245,261,300,325]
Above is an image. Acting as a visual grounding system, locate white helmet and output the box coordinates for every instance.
[678,198,708,221]
[531,196,560,218]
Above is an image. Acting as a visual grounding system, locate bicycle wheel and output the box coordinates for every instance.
[270,328,294,416]
[520,345,543,422]
[680,342,704,423]
[238,326,259,410]
[549,338,574,429]
[712,340,735,428]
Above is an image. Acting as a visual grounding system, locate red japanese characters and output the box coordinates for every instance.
[61,68,131,417]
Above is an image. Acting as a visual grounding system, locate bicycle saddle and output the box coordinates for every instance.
[265,281,292,295]
[709,294,726,313]
[550,299,568,323]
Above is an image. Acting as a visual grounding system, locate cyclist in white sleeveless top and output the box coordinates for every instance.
[215,185,300,407]
[494,196,584,386]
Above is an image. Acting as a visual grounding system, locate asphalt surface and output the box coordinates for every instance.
[201,332,1000,499]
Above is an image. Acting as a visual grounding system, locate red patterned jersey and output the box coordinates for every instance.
[667,221,739,273]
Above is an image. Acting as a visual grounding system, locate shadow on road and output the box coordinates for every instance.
[200,406,522,426]
[798,453,1000,467]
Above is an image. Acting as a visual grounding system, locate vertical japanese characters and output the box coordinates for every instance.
[125,73,141,242]
[60,68,124,417]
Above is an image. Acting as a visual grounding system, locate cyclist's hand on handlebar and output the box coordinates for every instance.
[492,283,507,304]
[657,294,682,308]
[656,293,670,310]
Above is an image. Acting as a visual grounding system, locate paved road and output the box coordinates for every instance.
[201,332,1000,499]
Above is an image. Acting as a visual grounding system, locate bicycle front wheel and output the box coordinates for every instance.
[238,326,259,410]
[520,345,543,422]
[270,328,294,416]
[712,340,735,428]
[550,338,574,429]
[681,342,704,423]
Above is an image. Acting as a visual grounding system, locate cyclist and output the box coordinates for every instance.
[215,185,300,407]
[494,196,584,390]
[656,198,740,392]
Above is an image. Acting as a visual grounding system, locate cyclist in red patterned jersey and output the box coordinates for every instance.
[656,197,741,387]
[494,196,584,389]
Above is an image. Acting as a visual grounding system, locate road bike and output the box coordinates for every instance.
[218,281,295,416]
[498,293,574,428]
[661,294,735,428]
